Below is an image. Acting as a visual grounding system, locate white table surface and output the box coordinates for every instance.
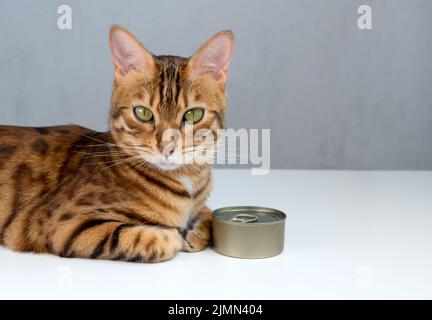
[1,169,431,299]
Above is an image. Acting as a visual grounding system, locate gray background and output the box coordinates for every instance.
[0,0,431,170]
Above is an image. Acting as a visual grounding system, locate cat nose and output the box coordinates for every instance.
[158,141,175,157]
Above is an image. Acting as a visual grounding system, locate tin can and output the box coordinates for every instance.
[212,206,286,259]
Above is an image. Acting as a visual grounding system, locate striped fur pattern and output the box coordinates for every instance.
[0,26,233,263]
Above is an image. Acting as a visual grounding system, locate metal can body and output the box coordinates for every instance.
[212,206,286,259]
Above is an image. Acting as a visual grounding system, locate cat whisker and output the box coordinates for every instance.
[71,131,115,146]
[102,155,143,170]
[70,130,150,152]
[83,154,130,160]
[74,150,128,156]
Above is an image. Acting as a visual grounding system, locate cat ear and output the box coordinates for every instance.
[188,31,234,83]
[109,25,155,80]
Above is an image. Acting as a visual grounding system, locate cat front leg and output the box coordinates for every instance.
[181,207,212,252]
[53,219,183,263]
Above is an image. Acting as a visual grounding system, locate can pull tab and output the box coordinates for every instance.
[230,213,258,223]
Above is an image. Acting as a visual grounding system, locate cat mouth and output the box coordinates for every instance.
[142,156,183,171]
[154,162,183,171]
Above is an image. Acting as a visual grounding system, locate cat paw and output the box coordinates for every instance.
[181,209,212,253]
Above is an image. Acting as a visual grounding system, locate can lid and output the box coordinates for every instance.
[212,206,286,225]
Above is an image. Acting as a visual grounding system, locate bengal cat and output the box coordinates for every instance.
[0,25,234,263]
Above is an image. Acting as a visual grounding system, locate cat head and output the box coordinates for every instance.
[108,25,234,171]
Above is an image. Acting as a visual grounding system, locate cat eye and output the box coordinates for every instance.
[134,106,154,122]
[183,108,204,123]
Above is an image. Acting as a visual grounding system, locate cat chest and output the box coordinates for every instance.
[121,174,209,228]
[179,176,196,197]
[179,176,197,214]
[178,175,208,216]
